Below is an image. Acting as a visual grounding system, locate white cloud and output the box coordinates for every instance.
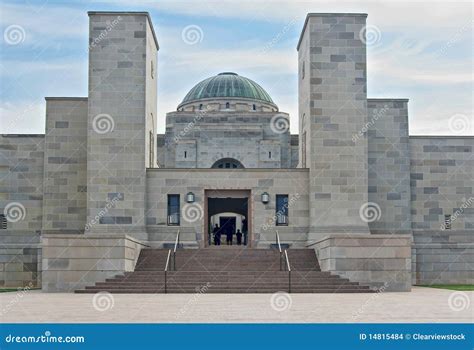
[1,0,472,136]
[0,3,86,40]
[0,101,45,134]
[121,0,472,30]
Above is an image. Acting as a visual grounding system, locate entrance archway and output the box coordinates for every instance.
[205,190,250,247]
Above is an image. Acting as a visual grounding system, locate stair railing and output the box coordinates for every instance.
[164,249,171,294]
[173,230,180,271]
[276,230,283,271]
[284,249,291,293]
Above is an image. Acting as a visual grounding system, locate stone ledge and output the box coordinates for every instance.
[311,234,412,292]
[41,234,147,292]
[308,234,412,246]
[367,98,409,102]
[42,233,148,247]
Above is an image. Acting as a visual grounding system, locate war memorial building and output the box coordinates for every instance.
[1,12,472,293]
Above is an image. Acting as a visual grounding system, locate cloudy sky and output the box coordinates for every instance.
[0,0,472,135]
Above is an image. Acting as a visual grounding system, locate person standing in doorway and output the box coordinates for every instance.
[213,224,220,246]
[236,229,242,245]
[226,229,233,245]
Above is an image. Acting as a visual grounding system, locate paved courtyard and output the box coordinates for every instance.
[0,287,472,323]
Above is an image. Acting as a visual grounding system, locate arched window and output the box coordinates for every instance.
[211,158,244,169]
[225,102,230,109]
[253,104,256,111]
[199,104,203,110]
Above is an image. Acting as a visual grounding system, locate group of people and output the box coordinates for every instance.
[212,224,247,246]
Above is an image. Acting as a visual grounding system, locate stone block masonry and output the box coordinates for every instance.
[42,98,88,234]
[313,234,412,291]
[298,13,370,240]
[367,99,411,234]
[86,12,158,239]
[42,234,147,292]
[410,136,474,231]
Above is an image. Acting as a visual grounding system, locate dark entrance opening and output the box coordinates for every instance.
[219,217,236,244]
[207,196,249,247]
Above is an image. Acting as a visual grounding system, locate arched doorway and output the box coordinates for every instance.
[211,158,244,169]
[205,190,250,247]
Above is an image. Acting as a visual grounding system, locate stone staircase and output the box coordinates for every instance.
[75,247,373,293]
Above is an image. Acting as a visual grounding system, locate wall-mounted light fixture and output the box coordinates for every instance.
[261,192,270,204]
[186,192,195,203]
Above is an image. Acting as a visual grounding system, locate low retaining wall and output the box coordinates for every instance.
[311,234,412,292]
[412,231,473,285]
[42,234,148,292]
[0,244,41,288]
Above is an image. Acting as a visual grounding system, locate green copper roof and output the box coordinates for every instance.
[179,72,276,107]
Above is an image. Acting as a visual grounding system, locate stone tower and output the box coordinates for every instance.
[86,12,158,239]
[298,13,370,241]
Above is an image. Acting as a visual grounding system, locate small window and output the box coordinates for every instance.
[167,195,180,225]
[199,104,203,110]
[184,151,187,159]
[226,102,230,109]
[276,195,289,226]
[302,61,305,79]
[253,104,256,111]
[0,214,7,229]
[444,214,451,230]
[151,61,154,79]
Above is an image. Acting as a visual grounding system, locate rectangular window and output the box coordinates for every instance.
[0,214,6,229]
[276,195,289,226]
[167,194,180,225]
[444,214,451,230]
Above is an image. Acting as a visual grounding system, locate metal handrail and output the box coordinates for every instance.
[173,230,180,271]
[284,249,291,293]
[276,231,283,271]
[164,249,171,293]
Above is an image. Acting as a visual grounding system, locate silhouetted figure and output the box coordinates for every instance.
[236,229,242,245]
[242,218,248,245]
[226,229,233,245]
[213,224,221,246]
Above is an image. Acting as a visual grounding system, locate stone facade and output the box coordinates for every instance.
[410,136,474,231]
[163,111,291,168]
[0,135,44,287]
[0,11,472,292]
[313,234,412,291]
[86,12,158,240]
[146,168,309,247]
[42,234,146,292]
[367,99,411,234]
[298,14,371,241]
[43,98,88,234]
[412,231,472,285]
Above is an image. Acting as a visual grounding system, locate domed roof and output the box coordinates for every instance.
[178,72,276,108]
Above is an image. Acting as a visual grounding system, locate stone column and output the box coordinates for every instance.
[298,13,370,241]
[86,12,158,239]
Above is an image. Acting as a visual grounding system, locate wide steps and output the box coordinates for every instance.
[75,248,373,293]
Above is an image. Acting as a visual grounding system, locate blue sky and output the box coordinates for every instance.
[1,0,472,135]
